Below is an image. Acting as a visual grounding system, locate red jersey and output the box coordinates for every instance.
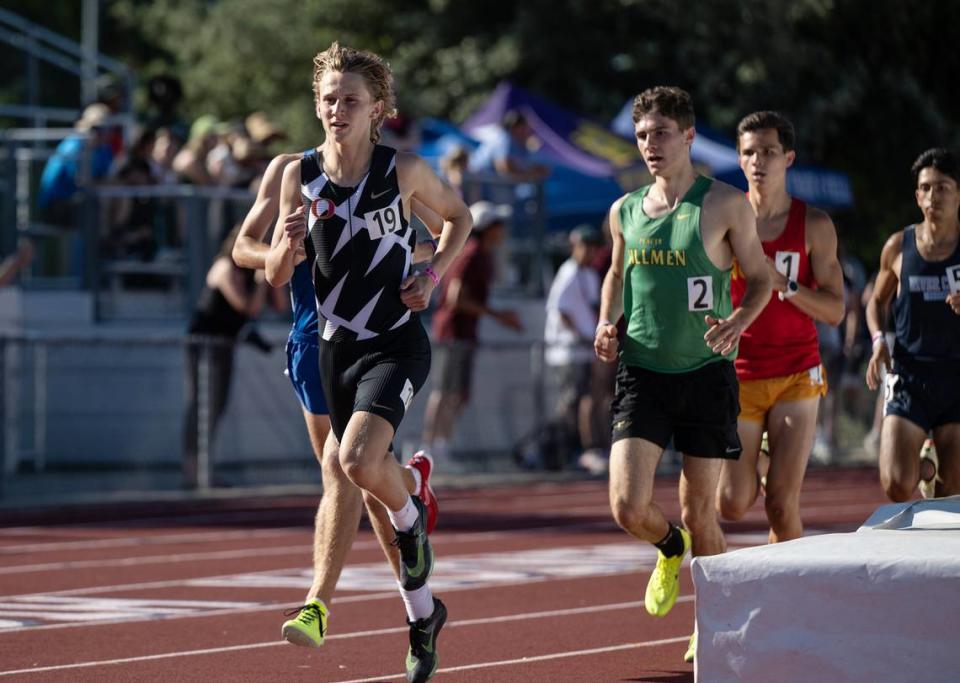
[732,198,821,380]
[431,237,493,342]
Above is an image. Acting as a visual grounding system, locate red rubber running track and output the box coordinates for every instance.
[0,467,888,682]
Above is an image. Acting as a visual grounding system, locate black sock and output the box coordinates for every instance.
[654,524,685,558]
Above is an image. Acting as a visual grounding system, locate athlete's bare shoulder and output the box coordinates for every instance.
[259,152,304,198]
[805,205,839,241]
[394,150,429,176]
[705,177,749,208]
[882,228,906,254]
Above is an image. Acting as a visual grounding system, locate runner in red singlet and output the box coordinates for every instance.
[716,111,845,543]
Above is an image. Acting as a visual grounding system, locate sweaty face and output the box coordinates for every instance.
[316,71,382,144]
[634,112,693,176]
[915,167,960,223]
[738,128,795,189]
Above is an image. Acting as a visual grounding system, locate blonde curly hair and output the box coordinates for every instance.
[312,42,397,144]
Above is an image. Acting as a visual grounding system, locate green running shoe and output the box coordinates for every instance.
[683,630,696,663]
[393,496,434,591]
[281,598,327,647]
[644,527,691,617]
[405,598,447,683]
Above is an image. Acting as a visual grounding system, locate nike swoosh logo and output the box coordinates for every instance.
[420,631,435,654]
[725,447,740,453]
[405,543,426,578]
[370,188,391,199]
[371,402,393,411]
[676,213,691,220]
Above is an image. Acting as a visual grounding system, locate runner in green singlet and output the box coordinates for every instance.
[594,86,770,664]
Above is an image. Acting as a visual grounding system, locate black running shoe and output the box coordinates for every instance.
[393,496,434,591]
[405,597,447,683]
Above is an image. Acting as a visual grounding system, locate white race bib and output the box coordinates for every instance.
[946,264,960,295]
[687,276,714,311]
[775,250,801,282]
[364,198,402,239]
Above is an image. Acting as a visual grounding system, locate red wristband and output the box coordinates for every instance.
[423,265,440,286]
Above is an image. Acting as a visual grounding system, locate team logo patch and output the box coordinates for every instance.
[312,197,336,220]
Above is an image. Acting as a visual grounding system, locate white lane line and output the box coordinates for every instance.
[331,636,691,683]
[0,545,313,575]
[0,522,617,580]
[0,528,308,555]
[0,598,691,676]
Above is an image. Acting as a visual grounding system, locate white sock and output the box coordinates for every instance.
[399,582,434,622]
[408,466,423,497]
[388,495,419,532]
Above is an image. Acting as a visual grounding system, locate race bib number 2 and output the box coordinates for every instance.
[687,276,714,311]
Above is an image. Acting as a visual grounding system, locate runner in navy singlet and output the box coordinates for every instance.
[865,147,960,501]
[265,43,472,682]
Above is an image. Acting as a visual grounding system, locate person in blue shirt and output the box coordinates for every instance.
[37,103,114,215]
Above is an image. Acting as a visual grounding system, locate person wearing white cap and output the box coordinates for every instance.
[421,200,524,469]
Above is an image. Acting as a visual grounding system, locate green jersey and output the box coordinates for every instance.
[618,175,734,372]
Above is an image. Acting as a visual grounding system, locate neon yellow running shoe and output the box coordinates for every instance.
[683,631,696,663]
[281,598,328,647]
[644,527,691,617]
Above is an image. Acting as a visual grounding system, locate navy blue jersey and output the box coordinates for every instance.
[892,225,960,368]
[300,145,416,342]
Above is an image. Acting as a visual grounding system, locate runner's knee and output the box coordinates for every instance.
[716,487,750,521]
[681,501,718,536]
[880,471,914,503]
[610,495,651,532]
[763,492,798,526]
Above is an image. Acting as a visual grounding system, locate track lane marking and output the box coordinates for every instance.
[0,598,692,676]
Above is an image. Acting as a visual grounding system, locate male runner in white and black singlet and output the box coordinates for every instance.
[865,148,960,501]
[266,43,472,682]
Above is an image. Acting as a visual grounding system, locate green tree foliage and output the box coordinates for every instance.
[4,0,957,263]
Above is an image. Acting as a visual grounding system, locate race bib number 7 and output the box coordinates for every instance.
[687,276,714,311]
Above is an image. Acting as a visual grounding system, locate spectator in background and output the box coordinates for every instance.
[102,157,157,264]
[144,74,188,143]
[468,110,550,182]
[421,201,524,469]
[243,112,287,189]
[149,127,184,186]
[173,115,221,185]
[544,225,605,471]
[183,223,270,488]
[439,145,471,199]
[380,112,421,152]
[37,103,115,223]
[0,239,34,287]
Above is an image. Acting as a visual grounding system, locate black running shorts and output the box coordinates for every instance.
[318,322,431,441]
[884,362,960,432]
[610,360,742,459]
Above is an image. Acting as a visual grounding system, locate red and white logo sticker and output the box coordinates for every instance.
[312,197,336,219]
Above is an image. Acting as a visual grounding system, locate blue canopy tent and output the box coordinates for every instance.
[455,83,651,231]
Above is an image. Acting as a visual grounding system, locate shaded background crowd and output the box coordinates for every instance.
[0,0,956,494]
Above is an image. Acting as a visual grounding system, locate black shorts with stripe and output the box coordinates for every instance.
[318,321,431,441]
[610,359,741,459]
